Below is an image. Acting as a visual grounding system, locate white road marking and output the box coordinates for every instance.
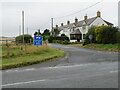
[25,68,35,71]
[2,79,45,87]
[5,68,36,73]
[47,63,94,69]
[110,70,118,73]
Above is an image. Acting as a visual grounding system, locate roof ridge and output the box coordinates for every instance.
[59,16,97,27]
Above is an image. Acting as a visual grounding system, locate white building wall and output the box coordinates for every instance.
[59,28,72,39]
[90,17,108,26]
[59,17,110,42]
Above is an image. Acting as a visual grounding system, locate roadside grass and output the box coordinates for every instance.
[81,43,120,52]
[51,42,82,46]
[1,45,65,70]
[51,42,119,52]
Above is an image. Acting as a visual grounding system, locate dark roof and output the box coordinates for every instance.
[58,17,113,30]
[70,29,81,34]
[58,23,75,30]
[75,17,97,27]
[103,20,113,26]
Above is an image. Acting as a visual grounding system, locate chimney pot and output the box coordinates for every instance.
[75,18,78,23]
[84,15,88,20]
[97,11,101,17]
[61,23,63,26]
[56,25,58,28]
[67,21,70,25]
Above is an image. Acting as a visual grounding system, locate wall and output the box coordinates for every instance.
[90,17,108,26]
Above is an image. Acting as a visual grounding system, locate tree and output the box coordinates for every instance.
[95,26,118,44]
[61,34,66,37]
[42,29,50,36]
[37,29,41,35]
[34,29,41,36]
[53,28,60,36]
[84,26,97,45]
[16,34,33,44]
[34,32,38,36]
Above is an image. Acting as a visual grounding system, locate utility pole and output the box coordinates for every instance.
[27,27,28,34]
[19,25,21,35]
[22,11,25,44]
[51,18,54,36]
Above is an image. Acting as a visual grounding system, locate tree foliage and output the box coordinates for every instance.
[84,26,97,45]
[16,34,33,44]
[34,29,41,36]
[95,26,118,44]
[53,28,60,36]
[84,25,119,45]
[48,36,69,43]
[61,34,66,37]
[42,29,50,36]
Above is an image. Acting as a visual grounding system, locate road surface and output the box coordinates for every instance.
[2,44,118,88]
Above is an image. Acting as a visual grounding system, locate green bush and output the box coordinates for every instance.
[48,36,69,43]
[116,32,120,43]
[48,36,54,43]
[43,35,50,41]
[84,26,97,45]
[95,26,118,44]
[16,34,33,44]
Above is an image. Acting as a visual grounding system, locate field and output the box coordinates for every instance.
[1,44,65,70]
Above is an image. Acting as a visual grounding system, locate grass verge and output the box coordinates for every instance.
[1,45,66,70]
[80,43,120,52]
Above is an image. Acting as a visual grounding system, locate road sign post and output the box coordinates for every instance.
[89,34,93,43]
[34,36,43,46]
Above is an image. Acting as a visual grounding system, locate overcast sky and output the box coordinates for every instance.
[1,0,119,37]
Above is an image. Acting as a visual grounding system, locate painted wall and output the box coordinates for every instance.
[90,17,108,26]
[58,17,111,42]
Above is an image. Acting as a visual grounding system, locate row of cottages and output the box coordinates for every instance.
[55,11,113,42]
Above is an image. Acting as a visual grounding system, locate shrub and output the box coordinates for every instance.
[95,26,118,44]
[43,35,50,41]
[84,26,97,45]
[48,36,69,43]
[116,32,120,43]
[16,34,33,44]
[48,36,54,43]
[61,34,66,37]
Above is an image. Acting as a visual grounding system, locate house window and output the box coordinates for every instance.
[70,34,82,40]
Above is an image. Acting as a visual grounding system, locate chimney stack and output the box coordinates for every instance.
[61,23,63,26]
[97,11,101,17]
[56,25,58,28]
[67,20,70,25]
[84,14,88,20]
[75,18,78,23]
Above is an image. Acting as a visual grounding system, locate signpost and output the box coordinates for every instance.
[34,36,42,46]
[89,34,93,43]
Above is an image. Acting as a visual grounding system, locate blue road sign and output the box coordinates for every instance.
[34,36,42,46]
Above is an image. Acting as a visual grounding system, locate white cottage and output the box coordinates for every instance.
[56,11,113,42]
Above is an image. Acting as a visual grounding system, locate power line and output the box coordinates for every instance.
[38,0,104,30]
[54,0,104,19]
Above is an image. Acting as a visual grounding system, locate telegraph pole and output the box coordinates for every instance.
[51,18,54,36]
[19,25,21,35]
[27,27,28,34]
[22,11,25,44]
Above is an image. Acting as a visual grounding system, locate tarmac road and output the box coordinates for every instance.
[2,44,118,88]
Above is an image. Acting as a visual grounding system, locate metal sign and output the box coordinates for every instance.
[89,34,93,40]
[34,36,42,46]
